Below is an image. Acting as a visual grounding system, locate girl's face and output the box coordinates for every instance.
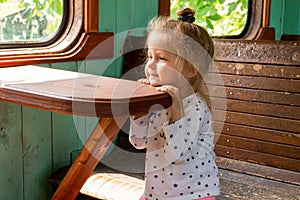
[145,31,182,87]
[145,48,180,87]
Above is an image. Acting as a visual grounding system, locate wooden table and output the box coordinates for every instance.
[0,65,171,200]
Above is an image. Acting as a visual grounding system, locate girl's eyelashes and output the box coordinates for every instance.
[158,56,166,61]
[146,55,167,61]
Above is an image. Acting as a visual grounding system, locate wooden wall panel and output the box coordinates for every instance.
[22,107,52,199]
[0,102,23,199]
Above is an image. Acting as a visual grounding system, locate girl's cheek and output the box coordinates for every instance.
[144,65,150,78]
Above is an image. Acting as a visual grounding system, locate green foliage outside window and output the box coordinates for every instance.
[0,0,63,42]
[171,0,248,36]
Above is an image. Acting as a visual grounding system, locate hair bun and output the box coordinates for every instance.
[176,8,195,23]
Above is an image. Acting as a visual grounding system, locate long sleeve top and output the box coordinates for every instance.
[129,93,220,200]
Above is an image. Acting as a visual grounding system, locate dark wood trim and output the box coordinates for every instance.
[208,85,300,106]
[84,0,99,32]
[213,62,300,79]
[0,0,113,67]
[214,39,300,65]
[254,0,275,40]
[0,32,114,67]
[212,98,299,120]
[214,110,298,133]
[214,122,300,147]
[216,134,300,160]
[281,34,300,41]
[216,145,300,172]
[158,0,170,16]
[207,74,299,93]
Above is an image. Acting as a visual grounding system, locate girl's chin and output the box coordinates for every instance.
[148,79,161,87]
[149,82,162,87]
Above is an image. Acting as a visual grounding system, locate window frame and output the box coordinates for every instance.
[160,0,273,40]
[0,0,114,67]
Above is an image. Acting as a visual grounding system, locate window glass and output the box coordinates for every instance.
[170,0,248,37]
[0,0,63,44]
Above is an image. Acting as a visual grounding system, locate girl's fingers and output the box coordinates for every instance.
[138,79,150,84]
[156,85,180,98]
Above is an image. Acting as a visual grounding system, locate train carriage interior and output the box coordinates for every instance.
[0,0,299,199]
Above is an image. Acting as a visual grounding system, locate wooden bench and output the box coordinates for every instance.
[49,36,300,199]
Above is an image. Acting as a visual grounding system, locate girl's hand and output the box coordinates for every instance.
[138,78,150,84]
[156,85,184,124]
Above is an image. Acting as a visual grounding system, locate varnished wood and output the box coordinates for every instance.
[52,116,127,200]
[0,65,171,199]
[217,157,300,187]
[215,145,300,172]
[212,98,299,120]
[214,122,300,147]
[216,134,300,160]
[255,27,275,40]
[207,73,300,93]
[281,34,300,41]
[84,0,99,32]
[158,0,170,16]
[0,66,171,117]
[213,62,300,79]
[208,86,300,106]
[214,110,299,133]
[214,39,300,65]
[262,0,271,27]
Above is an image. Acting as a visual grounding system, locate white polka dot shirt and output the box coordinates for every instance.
[130,93,220,200]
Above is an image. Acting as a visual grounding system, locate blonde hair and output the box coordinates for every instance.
[146,7,214,107]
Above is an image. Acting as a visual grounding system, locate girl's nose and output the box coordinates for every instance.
[147,59,156,69]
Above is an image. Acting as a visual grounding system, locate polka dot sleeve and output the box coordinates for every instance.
[129,115,149,149]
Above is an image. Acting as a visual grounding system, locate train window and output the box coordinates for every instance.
[0,0,113,67]
[170,0,249,37]
[0,0,64,46]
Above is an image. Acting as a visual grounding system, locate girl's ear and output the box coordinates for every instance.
[183,63,198,78]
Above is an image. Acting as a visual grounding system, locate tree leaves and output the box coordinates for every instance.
[171,0,248,36]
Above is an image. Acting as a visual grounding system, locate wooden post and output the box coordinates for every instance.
[255,0,275,40]
[84,0,99,32]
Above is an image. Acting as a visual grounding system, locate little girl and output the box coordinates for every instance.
[129,8,220,200]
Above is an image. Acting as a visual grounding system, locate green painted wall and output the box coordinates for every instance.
[0,0,158,199]
[270,0,300,40]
